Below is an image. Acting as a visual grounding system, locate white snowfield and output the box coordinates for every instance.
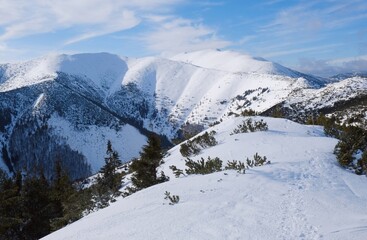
[43,117,367,240]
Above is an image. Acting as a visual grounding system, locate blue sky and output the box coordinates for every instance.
[0,0,366,76]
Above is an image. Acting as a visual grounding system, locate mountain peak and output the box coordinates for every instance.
[170,49,287,75]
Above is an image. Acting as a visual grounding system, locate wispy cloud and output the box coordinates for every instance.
[0,0,183,43]
[196,1,225,7]
[141,16,232,56]
[260,0,367,37]
[295,55,367,77]
[263,44,342,58]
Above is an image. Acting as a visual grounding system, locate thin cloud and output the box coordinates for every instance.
[197,1,225,7]
[0,0,183,43]
[64,10,141,45]
[263,44,342,58]
[295,55,367,77]
[142,16,232,56]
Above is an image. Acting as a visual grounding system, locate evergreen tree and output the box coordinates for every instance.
[0,169,24,239]
[97,140,123,195]
[21,170,57,239]
[130,134,168,191]
[50,160,85,231]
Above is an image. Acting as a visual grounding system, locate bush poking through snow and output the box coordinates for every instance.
[180,131,218,157]
[225,160,246,174]
[164,191,180,205]
[246,153,270,168]
[230,118,268,135]
[185,157,223,175]
[169,165,185,178]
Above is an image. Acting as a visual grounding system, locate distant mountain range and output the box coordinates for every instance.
[0,49,365,179]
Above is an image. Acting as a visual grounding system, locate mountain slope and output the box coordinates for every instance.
[1,51,327,178]
[43,117,367,240]
[265,76,367,127]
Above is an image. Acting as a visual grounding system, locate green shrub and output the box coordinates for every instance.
[334,126,367,170]
[225,160,246,173]
[164,191,180,205]
[185,157,223,175]
[180,131,217,157]
[246,153,270,168]
[169,165,185,178]
[241,109,257,117]
[231,118,268,135]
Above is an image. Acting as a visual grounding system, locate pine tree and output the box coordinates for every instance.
[130,134,168,191]
[97,140,123,195]
[21,169,56,239]
[50,160,84,231]
[0,169,24,239]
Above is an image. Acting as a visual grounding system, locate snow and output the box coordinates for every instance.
[47,115,147,172]
[0,51,324,139]
[58,53,129,95]
[0,52,128,94]
[287,76,367,111]
[43,117,367,240]
[122,55,306,136]
[171,49,298,76]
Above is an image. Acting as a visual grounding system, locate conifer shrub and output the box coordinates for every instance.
[230,118,268,135]
[169,165,185,178]
[334,125,367,175]
[185,156,222,175]
[356,151,367,175]
[180,131,217,157]
[225,160,246,173]
[241,109,257,117]
[246,153,270,168]
[164,191,180,205]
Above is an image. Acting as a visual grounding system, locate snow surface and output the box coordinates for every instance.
[122,54,307,136]
[47,115,147,172]
[0,50,324,139]
[171,49,298,76]
[287,76,367,111]
[43,117,367,240]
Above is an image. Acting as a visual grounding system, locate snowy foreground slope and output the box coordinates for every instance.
[43,117,367,240]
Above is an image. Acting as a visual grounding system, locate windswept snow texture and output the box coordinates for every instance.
[43,117,367,240]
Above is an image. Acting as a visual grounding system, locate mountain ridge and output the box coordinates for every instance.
[0,50,365,179]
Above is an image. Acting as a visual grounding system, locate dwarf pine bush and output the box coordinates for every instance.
[180,131,217,157]
[185,156,222,175]
[164,191,180,205]
[169,165,185,178]
[246,153,270,168]
[231,118,268,135]
[225,160,246,173]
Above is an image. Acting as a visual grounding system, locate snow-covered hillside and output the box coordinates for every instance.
[1,50,330,178]
[0,50,323,137]
[43,117,367,240]
[1,50,365,179]
[171,49,298,75]
[286,76,367,111]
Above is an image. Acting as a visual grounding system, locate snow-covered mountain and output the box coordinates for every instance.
[0,50,327,178]
[1,49,365,179]
[266,76,367,127]
[42,117,367,240]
